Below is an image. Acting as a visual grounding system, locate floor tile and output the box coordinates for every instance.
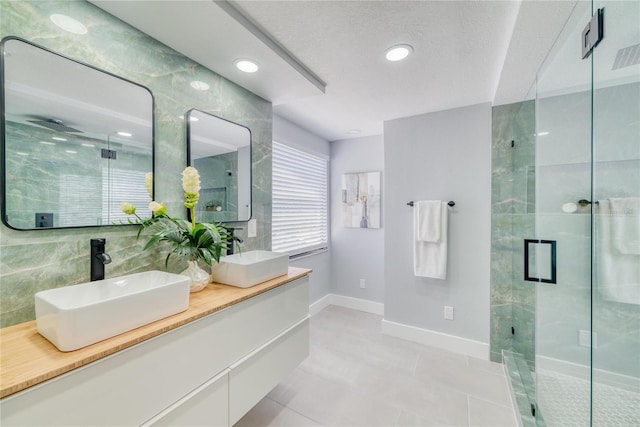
[244,305,518,427]
[353,363,470,426]
[414,348,513,407]
[269,368,400,426]
[235,398,321,427]
[468,396,517,426]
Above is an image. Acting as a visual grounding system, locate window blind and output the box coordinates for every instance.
[272,141,328,256]
[104,168,151,224]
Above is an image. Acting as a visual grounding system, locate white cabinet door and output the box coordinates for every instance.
[146,370,229,427]
[1,311,229,426]
[229,318,309,426]
[228,277,309,362]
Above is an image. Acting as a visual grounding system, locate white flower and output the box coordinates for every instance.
[181,166,201,195]
[120,202,136,215]
[148,201,166,215]
[145,172,153,198]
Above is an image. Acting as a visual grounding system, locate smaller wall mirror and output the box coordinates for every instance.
[187,109,251,222]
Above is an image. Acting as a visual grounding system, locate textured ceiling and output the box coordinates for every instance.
[236,0,521,140]
[93,1,577,142]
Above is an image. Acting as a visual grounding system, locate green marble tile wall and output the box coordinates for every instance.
[0,0,273,327]
[490,100,535,365]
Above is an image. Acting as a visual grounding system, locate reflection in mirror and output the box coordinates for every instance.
[187,109,251,222]
[1,37,154,230]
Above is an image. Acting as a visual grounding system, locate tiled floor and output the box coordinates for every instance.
[235,305,517,427]
[537,369,640,427]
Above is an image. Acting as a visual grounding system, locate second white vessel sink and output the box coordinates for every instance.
[35,271,190,352]
[210,250,289,288]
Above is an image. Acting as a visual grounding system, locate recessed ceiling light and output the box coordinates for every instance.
[385,44,413,62]
[537,131,550,136]
[347,129,361,135]
[50,14,87,35]
[180,115,200,122]
[235,59,259,73]
[190,80,210,91]
[39,141,56,146]
[117,131,132,137]
[82,143,95,147]
[65,150,77,154]
[52,136,67,141]
[16,152,29,156]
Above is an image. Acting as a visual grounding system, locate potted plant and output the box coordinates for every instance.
[121,167,239,292]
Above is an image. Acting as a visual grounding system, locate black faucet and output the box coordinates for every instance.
[227,227,244,255]
[90,238,112,281]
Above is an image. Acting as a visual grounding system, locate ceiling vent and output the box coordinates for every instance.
[27,119,83,133]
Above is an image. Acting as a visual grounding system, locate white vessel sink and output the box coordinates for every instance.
[35,271,190,352]
[210,250,289,288]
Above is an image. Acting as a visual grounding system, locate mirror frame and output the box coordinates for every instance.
[0,36,155,230]
[186,109,252,223]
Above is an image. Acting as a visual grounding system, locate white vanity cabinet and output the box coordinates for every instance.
[144,370,230,427]
[0,275,310,427]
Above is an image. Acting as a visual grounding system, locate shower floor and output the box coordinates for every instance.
[537,369,640,427]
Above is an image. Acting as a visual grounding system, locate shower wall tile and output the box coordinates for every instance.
[490,303,513,363]
[490,101,535,364]
[0,0,272,327]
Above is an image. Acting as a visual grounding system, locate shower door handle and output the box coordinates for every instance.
[524,239,557,284]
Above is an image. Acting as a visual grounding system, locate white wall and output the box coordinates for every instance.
[383,103,492,346]
[273,115,331,304]
[330,135,385,303]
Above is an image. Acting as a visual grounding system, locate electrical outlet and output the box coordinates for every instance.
[247,218,257,238]
[444,306,454,320]
[579,330,597,348]
[359,279,366,289]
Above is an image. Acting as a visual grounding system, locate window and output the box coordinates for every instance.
[272,141,328,257]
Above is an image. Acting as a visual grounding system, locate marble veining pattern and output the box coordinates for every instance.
[0,0,272,327]
[490,100,536,365]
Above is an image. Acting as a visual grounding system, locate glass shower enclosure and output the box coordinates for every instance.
[504,0,639,425]
[534,0,640,425]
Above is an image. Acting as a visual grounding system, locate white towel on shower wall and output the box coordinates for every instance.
[596,200,640,305]
[609,197,640,255]
[414,201,448,279]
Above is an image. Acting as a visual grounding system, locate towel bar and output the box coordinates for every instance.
[407,201,455,207]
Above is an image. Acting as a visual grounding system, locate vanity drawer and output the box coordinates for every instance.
[0,310,229,426]
[229,318,309,425]
[228,276,309,362]
[145,369,229,427]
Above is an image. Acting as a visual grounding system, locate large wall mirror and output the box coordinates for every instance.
[187,109,251,222]
[1,37,154,230]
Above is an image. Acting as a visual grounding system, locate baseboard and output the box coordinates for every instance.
[309,294,333,316]
[537,355,640,393]
[309,294,385,316]
[329,294,385,315]
[381,319,490,360]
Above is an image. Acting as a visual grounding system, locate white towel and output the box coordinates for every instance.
[415,200,442,242]
[609,197,640,255]
[414,201,448,279]
[596,200,640,305]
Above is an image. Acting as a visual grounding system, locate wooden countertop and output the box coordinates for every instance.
[0,267,312,399]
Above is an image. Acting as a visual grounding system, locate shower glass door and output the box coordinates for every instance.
[535,1,593,424]
[535,0,640,425]
[591,0,640,425]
